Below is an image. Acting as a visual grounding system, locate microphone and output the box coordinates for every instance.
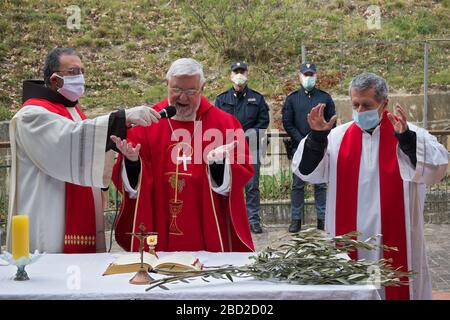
[159,105,177,119]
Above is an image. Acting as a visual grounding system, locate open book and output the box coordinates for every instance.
[103,252,203,276]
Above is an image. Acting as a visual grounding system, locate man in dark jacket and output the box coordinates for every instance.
[215,62,270,234]
[282,62,336,232]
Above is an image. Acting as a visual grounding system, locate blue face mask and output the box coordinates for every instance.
[352,108,380,130]
[302,76,316,91]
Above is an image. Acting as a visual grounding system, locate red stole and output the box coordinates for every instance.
[336,111,410,300]
[113,97,255,252]
[22,98,97,253]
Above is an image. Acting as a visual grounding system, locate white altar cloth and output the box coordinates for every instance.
[0,252,381,300]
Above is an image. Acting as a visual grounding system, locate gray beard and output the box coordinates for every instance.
[170,99,200,121]
[175,107,195,121]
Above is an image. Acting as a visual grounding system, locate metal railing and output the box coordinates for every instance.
[301,39,450,130]
[259,130,449,225]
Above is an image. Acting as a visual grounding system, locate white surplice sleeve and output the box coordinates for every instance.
[121,160,139,199]
[292,134,330,184]
[13,106,111,188]
[397,123,449,185]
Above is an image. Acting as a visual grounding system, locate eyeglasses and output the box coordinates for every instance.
[169,87,201,96]
[55,67,85,76]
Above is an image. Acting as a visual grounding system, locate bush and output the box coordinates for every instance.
[183,0,298,64]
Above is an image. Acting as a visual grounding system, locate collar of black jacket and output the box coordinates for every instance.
[301,85,316,95]
[233,85,248,98]
[22,80,78,108]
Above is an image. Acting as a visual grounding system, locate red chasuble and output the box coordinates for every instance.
[113,96,255,252]
[335,111,410,300]
[22,98,97,253]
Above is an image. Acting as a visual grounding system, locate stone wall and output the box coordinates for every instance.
[333,92,450,130]
[259,198,449,226]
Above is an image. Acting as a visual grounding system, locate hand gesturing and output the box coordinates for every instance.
[207,140,239,163]
[110,135,141,162]
[307,103,337,131]
[387,103,408,134]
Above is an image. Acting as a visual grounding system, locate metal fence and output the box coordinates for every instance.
[301,39,450,130]
[259,131,449,225]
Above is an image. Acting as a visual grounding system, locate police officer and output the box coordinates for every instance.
[282,62,336,233]
[215,62,270,234]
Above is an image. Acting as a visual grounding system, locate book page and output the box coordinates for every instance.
[103,252,203,276]
[113,252,159,267]
[155,253,199,268]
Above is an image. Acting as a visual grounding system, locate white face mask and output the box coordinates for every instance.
[56,74,85,102]
[231,73,248,86]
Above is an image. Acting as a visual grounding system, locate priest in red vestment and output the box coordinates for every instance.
[292,72,448,299]
[112,58,255,252]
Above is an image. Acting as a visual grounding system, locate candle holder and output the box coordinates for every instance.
[0,250,44,281]
[146,232,158,258]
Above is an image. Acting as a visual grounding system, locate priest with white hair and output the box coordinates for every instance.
[111,58,255,253]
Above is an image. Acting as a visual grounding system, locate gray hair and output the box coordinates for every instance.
[348,72,389,102]
[165,58,206,85]
[43,48,80,86]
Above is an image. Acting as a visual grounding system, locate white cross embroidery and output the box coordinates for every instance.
[177,153,192,171]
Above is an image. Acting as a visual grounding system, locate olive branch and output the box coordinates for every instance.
[146,229,413,291]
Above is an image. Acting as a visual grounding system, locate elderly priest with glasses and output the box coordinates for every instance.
[111,58,255,253]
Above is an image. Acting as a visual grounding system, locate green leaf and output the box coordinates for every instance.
[225,273,234,282]
[348,274,366,280]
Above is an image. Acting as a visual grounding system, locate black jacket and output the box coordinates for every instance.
[282,86,336,148]
[215,86,269,133]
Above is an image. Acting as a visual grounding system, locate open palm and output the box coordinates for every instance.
[307,103,337,131]
[387,103,408,134]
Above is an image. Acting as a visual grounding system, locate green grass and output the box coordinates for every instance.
[0,0,449,122]
[260,168,314,201]
[260,169,292,200]
[431,69,450,86]
[0,106,14,121]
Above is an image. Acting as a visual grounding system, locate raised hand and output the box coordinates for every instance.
[110,135,141,162]
[207,140,239,163]
[387,103,408,134]
[307,103,337,131]
[125,105,161,127]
